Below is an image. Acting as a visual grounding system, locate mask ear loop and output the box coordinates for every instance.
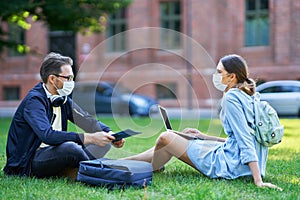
[229,74,234,83]
[230,73,240,89]
[51,74,64,92]
[53,81,60,92]
[223,73,235,91]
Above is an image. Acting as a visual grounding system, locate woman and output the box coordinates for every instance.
[124,54,282,190]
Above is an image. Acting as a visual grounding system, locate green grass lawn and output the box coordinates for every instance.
[0,116,299,200]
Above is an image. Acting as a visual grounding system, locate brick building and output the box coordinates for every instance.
[0,0,299,109]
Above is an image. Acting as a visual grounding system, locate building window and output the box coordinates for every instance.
[156,83,177,99]
[245,0,269,46]
[106,8,127,52]
[8,23,26,57]
[3,86,20,100]
[160,1,181,49]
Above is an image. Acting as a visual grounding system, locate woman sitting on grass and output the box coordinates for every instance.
[124,54,282,190]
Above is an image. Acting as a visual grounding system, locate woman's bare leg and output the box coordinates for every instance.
[120,147,155,162]
[152,131,196,171]
[122,131,196,171]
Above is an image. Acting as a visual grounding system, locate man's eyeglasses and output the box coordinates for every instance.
[53,74,74,81]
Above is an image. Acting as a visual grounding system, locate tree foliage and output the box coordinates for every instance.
[0,0,131,53]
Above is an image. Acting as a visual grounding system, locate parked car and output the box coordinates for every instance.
[73,82,158,116]
[256,80,300,117]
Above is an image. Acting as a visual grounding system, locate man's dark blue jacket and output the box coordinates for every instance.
[4,82,111,176]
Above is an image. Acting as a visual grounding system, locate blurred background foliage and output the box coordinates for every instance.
[0,0,131,53]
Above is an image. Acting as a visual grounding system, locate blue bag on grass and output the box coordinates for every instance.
[77,158,153,189]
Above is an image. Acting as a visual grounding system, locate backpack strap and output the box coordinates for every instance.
[248,92,260,136]
[249,126,255,135]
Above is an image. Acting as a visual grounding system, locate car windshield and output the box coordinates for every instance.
[94,83,133,96]
[260,85,300,93]
[110,84,132,94]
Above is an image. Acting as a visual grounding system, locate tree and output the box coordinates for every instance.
[0,0,131,53]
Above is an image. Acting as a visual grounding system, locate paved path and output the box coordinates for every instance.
[0,107,17,118]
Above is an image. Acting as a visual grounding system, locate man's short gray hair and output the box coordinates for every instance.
[40,52,73,83]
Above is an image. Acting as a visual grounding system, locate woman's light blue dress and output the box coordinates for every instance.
[187,88,268,179]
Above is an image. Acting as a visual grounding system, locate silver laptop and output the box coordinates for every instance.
[158,105,201,140]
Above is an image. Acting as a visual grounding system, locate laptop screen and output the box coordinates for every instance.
[158,105,172,130]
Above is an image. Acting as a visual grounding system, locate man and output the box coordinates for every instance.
[4,52,124,178]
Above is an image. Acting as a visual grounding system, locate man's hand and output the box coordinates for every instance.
[112,139,125,148]
[108,131,125,148]
[84,131,115,147]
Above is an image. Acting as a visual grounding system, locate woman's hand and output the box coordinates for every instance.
[255,180,283,191]
[181,128,226,142]
[249,161,283,191]
[182,128,202,135]
[182,128,207,139]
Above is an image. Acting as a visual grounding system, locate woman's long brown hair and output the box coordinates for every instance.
[221,54,256,96]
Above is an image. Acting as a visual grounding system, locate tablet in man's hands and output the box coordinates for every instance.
[112,129,142,142]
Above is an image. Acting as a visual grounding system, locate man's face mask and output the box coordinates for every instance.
[53,79,75,96]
